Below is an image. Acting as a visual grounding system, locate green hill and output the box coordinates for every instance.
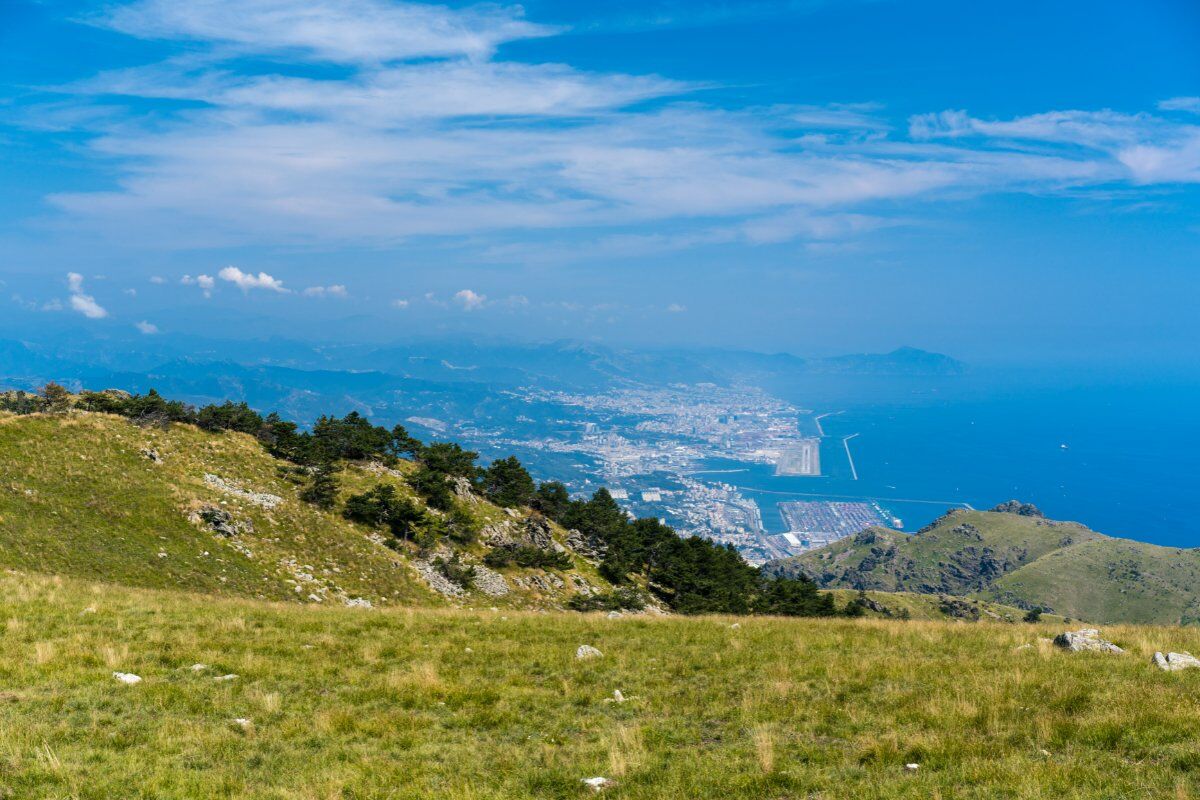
[0,409,611,610]
[765,508,1200,625]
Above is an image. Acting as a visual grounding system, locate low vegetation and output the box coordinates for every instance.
[3,571,1200,799]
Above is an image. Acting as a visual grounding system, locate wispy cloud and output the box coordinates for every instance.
[21,0,1200,256]
[303,284,348,298]
[135,320,159,334]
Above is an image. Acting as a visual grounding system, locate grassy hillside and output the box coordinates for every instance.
[2,569,1199,798]
[767,509,1200,624]
[987,538,1200,625]
[0,410,609,610]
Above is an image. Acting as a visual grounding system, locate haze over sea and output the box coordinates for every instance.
[730,366,1200,548]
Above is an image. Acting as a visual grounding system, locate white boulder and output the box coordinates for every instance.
[1152,651,1200,671]
[1053,629,1123,654]
[576,645,603,660]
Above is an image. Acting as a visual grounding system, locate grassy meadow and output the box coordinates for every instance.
[3,570,1200,799]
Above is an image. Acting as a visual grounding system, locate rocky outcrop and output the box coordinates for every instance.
[1054,629,1123,654]
[191,505,252,537]
[990,500,1045,518]
[203,474,282,509]
[566,528,607,561]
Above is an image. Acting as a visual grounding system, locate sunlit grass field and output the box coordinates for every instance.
[3,570,1200,799]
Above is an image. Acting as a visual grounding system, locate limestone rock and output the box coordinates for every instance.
[582,777,615,792]
[112,671,142,685]
[203,473,282,509]
[576,645,603,660]
[566,528,607,560]
[1053,629,1123,654]
[1152,651,1200,671]
[471,563,510,597]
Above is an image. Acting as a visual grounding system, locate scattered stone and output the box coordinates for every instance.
[204,473,282,509]
[112,672,142,685]
[729,622,741,630]
[414,558,465,598]
[190,663,209,672]
[1152,651,1200,671]
[231,717,253,729]
[464,647,473,653]
[904,763,919,772]
[1053,629,1124,654]
[157,552,168,558]
[344,597,373,609]
[576,645,603,660]
[1039,749,1052,757]
[471,563,510,597]
[213,674,239,682]
[1014,643,1034,651]
[606,611,622,619]
[610,689,625,703]
[582,777,616,792]
[140,448,161,463]
[80,606,96,615]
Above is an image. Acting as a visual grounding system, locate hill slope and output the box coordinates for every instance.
[3,569,1199,799]
[0,410,611,610]
[765,509,1200,624]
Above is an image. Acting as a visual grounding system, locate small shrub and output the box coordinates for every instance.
[483,545,572,571]
[568,587,646,612]
[433,554,476,590]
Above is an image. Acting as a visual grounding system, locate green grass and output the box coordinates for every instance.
[3,570,1200,798]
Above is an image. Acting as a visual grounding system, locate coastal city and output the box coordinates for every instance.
[413,382,901,563]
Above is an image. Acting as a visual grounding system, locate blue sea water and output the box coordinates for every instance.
[734,367,1200,548]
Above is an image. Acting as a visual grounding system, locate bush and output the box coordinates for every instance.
[299,467,339,509]
[1023,607,1044,623]
[343,484,428,541]
[567,588,646,612]
[483,545,572,571]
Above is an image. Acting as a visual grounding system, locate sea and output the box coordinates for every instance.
[718,366,1200,548]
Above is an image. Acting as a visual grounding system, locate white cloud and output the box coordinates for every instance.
[218,266,288,292]
[22,2,1200,254]
[66,272,108,319]
[149,275,165,284]
[391,298,410,309]
[42,299,64,312]
[454,289,486,311]
[124,288,137,296]
[666,303,686,313]
[303,284,348,298]
[97,0,557,64]
[135,320,159,334]
[181,273,216,297]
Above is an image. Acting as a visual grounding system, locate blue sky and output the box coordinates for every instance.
[1,0,1199,363]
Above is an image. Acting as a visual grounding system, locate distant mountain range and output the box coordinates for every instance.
[763,506,1200,625]
[0,335,965,425]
